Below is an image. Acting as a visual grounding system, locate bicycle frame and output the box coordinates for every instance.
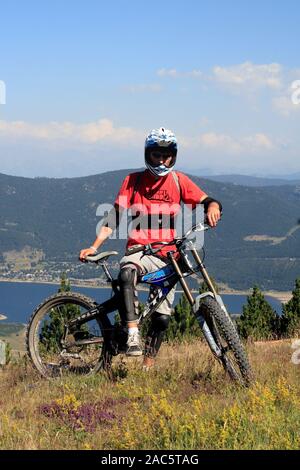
[68,222,233,357]
[27,218,251,384]
[69,249,218,332]
[67,261,178,334]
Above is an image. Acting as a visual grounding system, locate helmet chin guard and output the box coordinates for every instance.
[145,162,171,177]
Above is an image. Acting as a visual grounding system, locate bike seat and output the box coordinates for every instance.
[85,251,119,263]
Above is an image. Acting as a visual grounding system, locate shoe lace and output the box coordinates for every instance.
[128,330,140,346]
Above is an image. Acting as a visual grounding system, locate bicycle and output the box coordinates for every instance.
[26,222,252,385]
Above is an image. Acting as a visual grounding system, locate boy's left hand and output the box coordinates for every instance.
[207,202,221,227]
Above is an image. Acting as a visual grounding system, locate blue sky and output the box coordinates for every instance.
[0,0,300,177]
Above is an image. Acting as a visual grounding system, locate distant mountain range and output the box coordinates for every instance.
[179,170,300,187]
[202,174,300,187]
[0,169,300,290]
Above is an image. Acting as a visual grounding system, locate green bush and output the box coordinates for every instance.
[237,285,279,340]
[39,273,82,353]
[165,294,201,342]
[280,278,300,337]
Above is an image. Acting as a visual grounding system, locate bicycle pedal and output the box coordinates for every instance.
[107,338,127,356]
[75,337,103,345]
[74,331,92,341]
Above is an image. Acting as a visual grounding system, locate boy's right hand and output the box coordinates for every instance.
[79,248,97,262]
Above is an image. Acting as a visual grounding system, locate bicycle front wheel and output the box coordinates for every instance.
[198,296,252,386]
[26,292,110,378]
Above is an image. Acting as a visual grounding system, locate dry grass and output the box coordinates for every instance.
[0,338,300,450]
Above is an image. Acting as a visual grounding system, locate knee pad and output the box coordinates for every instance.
[151,313,170,333]
[118,265,139,322]
[118,265,137,287]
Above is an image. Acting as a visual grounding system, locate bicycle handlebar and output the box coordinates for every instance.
[145,221,211,252]
[81,221,213,263]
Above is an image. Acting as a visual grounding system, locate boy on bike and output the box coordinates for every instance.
[79,127,222,369]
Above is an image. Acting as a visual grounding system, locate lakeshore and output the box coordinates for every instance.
[0,277,292,303]
[217,288,293,304]
[0,280,284,324]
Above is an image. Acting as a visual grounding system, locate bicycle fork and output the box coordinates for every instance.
[168,252,223,359]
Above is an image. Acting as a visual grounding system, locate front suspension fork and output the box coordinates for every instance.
[167,252,223,358]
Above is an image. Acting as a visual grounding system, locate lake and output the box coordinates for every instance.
[0,281,283,324]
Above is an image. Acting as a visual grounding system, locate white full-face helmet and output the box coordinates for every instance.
[145,127,178,177]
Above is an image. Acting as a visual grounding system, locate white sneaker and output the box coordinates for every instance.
[126,330,143,356]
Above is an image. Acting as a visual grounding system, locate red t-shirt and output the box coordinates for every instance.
[115,170,207,258]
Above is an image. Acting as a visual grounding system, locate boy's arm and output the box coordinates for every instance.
[200,195,222,227]
[79,204,123,259]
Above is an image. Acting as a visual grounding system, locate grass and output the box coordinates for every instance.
[0,339,300,450]
[0,323,25,337]
[0,324,26,352]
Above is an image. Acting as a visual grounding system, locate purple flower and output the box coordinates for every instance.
[39,401,118,433]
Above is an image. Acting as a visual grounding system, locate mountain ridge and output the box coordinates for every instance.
[0,170,299,290]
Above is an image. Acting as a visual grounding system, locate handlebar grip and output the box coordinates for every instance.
[125,245,144,256]
[144,246,161,256]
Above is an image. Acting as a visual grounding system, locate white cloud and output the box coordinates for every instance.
[0,119,278,157]
[186,70,203,78]
[123,83,162,93]
[157,68,179,77]
[198,133,242,154]
[157,68,202,78]
[244,133,275,150]
[181,132,276,155]
[157,62,282,90]
[212,62,283,90]
[0,120,295,177]
[0,118,143,145]
[156,62,300,120]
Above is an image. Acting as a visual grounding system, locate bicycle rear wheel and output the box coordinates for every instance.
[27,292,111,378]
[197,296,252,386]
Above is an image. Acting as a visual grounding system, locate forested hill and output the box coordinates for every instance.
[0,170,300,289]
